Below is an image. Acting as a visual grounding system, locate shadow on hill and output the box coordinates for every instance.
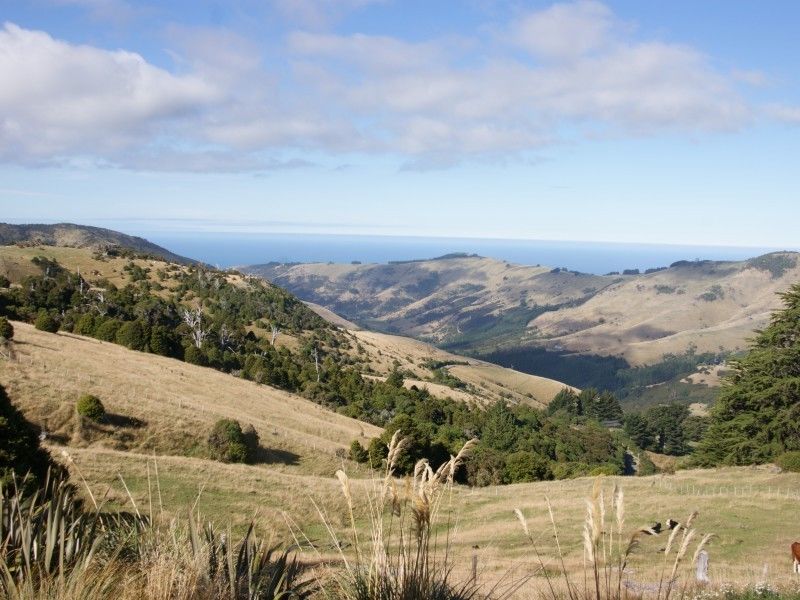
[104,413,146,429]
[13,339,59,351]
[252,446,301,466]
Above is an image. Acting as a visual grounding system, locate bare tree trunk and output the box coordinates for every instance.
[313,347,320,383]
[271,324,280,346]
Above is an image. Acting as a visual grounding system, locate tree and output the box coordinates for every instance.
[34,310,59,333]
[115,320,148,351]
[0,316,13,340]
[696,284,800,466]
[481,401,519,452]
[349,440,369,463]
[182,307,209,349]
[1,383,55,489]
[385,368,405,388]
[504,451,553,483]
[624,413,654,450]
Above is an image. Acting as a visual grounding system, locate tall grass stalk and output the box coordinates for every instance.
[310,433,493,600]
[516,478,713,600]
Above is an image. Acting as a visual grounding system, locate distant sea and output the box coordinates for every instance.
[144,232,791,275]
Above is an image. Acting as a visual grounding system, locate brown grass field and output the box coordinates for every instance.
[3,323,800,596]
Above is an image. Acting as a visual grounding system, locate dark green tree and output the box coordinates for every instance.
[624,413,654,450]
[504,451,553,483]
[0,316,13,340]
[481,401,519,452]
[696,284,800,465]
[1,384,55,489]
[34,310,59,333]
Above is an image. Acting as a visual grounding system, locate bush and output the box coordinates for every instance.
[637,453,658,476]
[504,451,553,483]
[0,316,13,340]
[349,439,369,463]
[184,345,207,366]
[72,313,95,336]
[776,451,800,473]
[76,394,105,422]
[208,419,250,463]
[34,310,59,333]
[115,320,148,351]
[0,274,10,288]
[94,319,121,342]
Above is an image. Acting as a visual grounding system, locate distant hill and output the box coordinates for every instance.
[0,222,196,264]
[246,251,800,367]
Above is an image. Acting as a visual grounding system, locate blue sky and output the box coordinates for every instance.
[1,0,799,247]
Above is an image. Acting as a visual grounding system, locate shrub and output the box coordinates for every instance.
[0,274,10,288]
[776,451,800,473]
[115,320,147,351]
[208,418,250,463]
[76,394,105,422]
[504,450,553,483]
[94,319,121,342]
[184,345,207,366]
[72,313,95,336]
[34,310,59,333]
[637,452,658,476]
[349,439,369,463]
[0,316,13,340]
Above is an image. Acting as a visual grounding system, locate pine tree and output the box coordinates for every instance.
[695,284,800,465]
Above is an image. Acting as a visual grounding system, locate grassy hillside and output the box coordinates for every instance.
[248,252,800,366]
[0,222,196,264]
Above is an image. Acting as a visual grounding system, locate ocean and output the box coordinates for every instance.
[143,231,790,275]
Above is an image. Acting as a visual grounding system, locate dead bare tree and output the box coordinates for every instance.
[219,323,235,350]
[182,307,210,349]
[270,323,280,346]
[312,346,321,383]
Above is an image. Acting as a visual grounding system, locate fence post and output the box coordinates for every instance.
[471,548,479,584]
[696,550,710,583]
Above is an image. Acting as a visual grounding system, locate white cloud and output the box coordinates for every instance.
[508,0,617,61]
[0,1,788,172]
[0,22,219,164]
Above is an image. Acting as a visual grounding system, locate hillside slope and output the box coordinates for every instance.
[0,222,196,264]
[248,252,800,365]
[0,244,572,407]
[2,322,380,471]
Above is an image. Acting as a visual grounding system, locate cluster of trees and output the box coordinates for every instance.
[623,404,708,456]
[348,374,627,485]
[1,254,628,482]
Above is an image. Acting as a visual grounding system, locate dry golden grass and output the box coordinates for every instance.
[2,322,381,468]
[3,323,800,595]
[349,329,570,407]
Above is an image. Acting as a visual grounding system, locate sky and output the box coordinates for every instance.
[1,0,799,247]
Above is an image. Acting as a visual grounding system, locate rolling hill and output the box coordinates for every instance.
[0,222,196,265]
[0,244,571,408]
[247,252,800,367]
